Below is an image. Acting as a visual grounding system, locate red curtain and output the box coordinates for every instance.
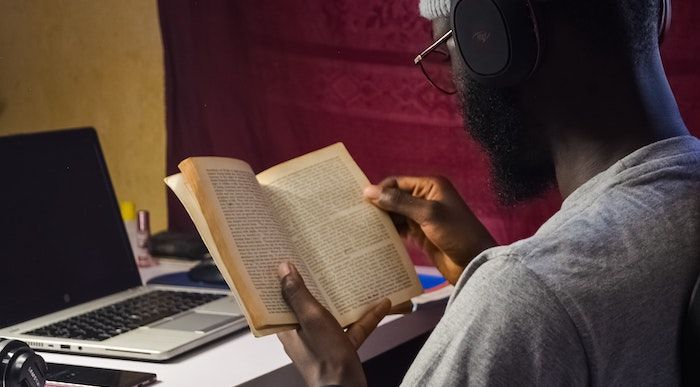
[159,0,699,265]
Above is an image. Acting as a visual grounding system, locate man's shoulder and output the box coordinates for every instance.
[462,135,700,290]
[454,249,566,314]
[450,249,578,339]
[406,251,588,386]
[455,249,556,303]
[500,135,700,290]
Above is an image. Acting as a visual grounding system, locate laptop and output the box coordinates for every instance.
[0,128,247,361]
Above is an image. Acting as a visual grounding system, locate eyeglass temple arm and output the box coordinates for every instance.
[414,30,454,64]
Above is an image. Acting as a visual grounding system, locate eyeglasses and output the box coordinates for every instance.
[414,29,456,95]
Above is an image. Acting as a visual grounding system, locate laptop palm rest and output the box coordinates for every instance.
[150,312,236,333]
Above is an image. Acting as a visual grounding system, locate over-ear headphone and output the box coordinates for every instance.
[0,339,47,387]
[451,0,672,88]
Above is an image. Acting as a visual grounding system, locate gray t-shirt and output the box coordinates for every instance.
[403,136,700,386]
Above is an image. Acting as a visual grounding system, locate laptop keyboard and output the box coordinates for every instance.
[26,290,226,341]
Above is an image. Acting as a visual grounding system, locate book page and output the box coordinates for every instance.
[177,157,324,329]
[165,174,297,336]
[256,143,423,327]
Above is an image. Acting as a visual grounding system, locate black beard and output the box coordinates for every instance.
[457,75,556,205]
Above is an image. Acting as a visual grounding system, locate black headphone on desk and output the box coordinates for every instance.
[451,0,672,87]
[0,339,47,387]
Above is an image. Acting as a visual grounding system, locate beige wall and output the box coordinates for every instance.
[0,0,167,231]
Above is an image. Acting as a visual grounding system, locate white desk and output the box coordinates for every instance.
[39,262,446,386]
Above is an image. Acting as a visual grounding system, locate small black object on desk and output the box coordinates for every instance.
[149,231,210,261]
[188,259,226,285]
[148,230,225,285]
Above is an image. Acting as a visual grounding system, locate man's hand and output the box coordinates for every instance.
[363,176,496,284]
[276,262,391,387]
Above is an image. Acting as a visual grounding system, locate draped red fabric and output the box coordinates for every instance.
[158,0,699,265]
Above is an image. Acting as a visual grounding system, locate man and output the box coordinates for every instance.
[275,0,700,385]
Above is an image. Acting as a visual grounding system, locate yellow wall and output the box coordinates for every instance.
[0,0,167,231]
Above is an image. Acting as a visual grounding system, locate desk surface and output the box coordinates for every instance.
[38,261,446,386]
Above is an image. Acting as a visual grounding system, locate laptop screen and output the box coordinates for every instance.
[0,128,141,328]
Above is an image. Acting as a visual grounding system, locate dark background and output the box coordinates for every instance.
[158,0,699,265]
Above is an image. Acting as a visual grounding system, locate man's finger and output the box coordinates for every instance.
[363,184,438,225]
[378,175,444,194]
[389,300,414,315]
[388,211,410,236]
[377,176,400,189]
[278,262,329,326]
[346,298,392,349]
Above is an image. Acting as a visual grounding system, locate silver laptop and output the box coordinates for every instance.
[0,128,247,361]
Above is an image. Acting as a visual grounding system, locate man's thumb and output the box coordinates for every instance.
[278,261,294,280]
[278,262,306,309]
[278,262,321,324]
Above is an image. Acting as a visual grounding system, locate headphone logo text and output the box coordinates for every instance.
[472,31,491,44]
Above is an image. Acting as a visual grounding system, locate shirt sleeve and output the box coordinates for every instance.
[402,254,588,386]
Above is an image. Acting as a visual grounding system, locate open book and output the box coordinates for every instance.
[165,143,422,336]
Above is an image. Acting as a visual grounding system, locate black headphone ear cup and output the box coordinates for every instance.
[0,338,13,380]
[451,0,541,87]
[0,340,47,387]
[6,348,48,387]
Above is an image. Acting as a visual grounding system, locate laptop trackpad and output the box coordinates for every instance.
[151,312,235,333]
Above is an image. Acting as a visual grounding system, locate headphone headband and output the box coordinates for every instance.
[659,0,671,44]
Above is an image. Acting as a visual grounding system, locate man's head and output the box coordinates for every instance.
[419,0,666,204]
